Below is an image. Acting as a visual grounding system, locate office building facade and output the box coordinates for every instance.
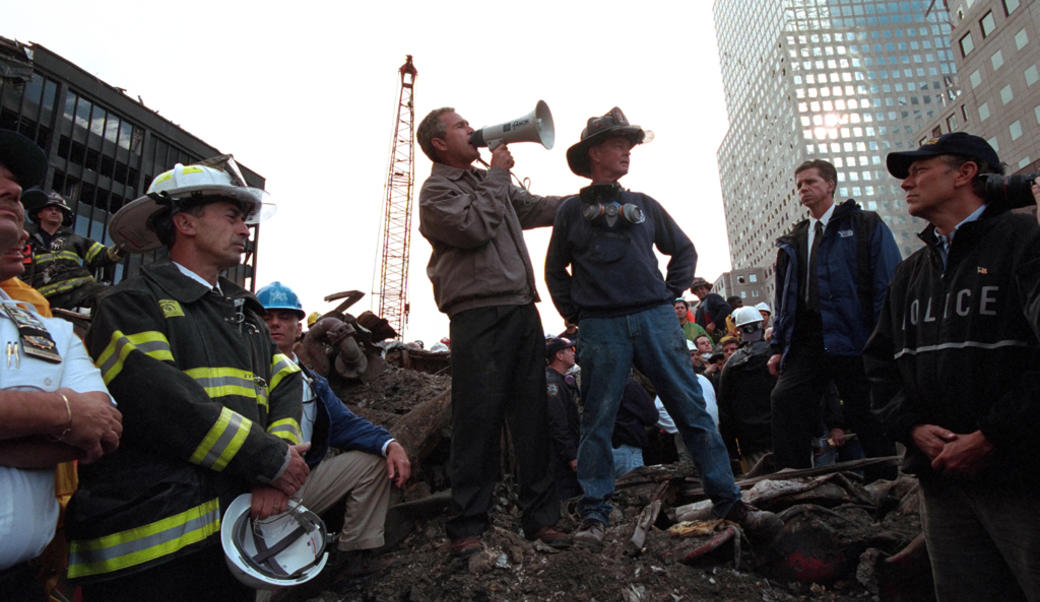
[916,0,1039,181]
[714,0,958,283]
[711,268,770,306]
[0,37,264,288]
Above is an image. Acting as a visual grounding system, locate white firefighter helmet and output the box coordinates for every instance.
[732,306,764,328]
[109,155,275,253]
[220,493,329,590]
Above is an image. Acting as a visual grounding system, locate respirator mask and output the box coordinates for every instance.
[580,183,645,228]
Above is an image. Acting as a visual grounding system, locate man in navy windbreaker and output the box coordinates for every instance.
[257,281,411,578]
[768,159,901,481]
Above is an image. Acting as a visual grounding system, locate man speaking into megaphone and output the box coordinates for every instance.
[416,106,571,558]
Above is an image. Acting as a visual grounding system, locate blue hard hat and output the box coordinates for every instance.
[256,281,305,318]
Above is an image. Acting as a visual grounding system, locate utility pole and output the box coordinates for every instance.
[375,55,417,338]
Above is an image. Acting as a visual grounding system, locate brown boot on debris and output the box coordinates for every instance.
[336,549,394,578]
[530,526,572,549]
[573,519,606,549]
[724,501,783,542]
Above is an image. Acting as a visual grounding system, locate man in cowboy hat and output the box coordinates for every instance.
[414,107,569,557]
[546,108,771,548]
[689,277,731,342]
[22,189,124,310]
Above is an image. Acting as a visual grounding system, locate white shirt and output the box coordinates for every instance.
[0,292,112,569]
[654,374,720,434]
[173,261,220,294]
[287,353,395,457]
[291,354,318,444]
[806,203,835,286]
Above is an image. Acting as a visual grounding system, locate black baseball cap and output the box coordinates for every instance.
[886,132,1002,179]
[545,337,574,359]
[0,129,48,187]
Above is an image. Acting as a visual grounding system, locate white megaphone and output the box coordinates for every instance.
[469,100,554,150]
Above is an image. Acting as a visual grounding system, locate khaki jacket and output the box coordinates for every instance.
[419,163,562,316]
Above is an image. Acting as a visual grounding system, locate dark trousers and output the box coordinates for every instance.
[446,304,559,540]
[0,560,42,602]
[920,478,1040,602]
[770,342,896,481]
[79,545,253,602]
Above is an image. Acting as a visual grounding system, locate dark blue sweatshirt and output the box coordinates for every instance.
[545,190,696,322]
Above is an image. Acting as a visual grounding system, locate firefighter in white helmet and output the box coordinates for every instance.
[65,157,306,600]
[717,306,776,473]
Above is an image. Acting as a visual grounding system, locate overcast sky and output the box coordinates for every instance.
[7,0,734,344]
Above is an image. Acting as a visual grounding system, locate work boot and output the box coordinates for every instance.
[449,535,483,558]
[573,519,606,549]
[335,549,394,578]
[530,526,572,549]
[724,501,782,542]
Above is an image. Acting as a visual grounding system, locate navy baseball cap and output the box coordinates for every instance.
[886,132,1002,179]
[545,337,574,359]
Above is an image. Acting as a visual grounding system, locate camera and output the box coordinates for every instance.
[982,172,1037,209]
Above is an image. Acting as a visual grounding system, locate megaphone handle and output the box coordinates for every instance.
[487,139,503,150]
[476,157,532,192]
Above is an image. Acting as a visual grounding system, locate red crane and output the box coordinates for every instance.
[375,55,417,338]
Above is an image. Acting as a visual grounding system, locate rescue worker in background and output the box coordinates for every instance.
[544,336,582,500]
[21,189,124,310]
[689,277,731,342]
[717,307,776,472]
[257,281,410,578]
[0,128,122,600]
[65,158,307,601]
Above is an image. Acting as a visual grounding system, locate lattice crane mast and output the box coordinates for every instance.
[374,55,417,338]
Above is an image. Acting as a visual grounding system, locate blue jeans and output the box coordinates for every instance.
[612,444,644,478]
[576,304,740,525]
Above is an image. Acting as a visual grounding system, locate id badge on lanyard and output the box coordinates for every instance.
[1,301,61,364]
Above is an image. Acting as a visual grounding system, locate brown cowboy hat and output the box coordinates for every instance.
[566,107,646,177]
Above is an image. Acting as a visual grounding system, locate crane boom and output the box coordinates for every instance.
[375,55,417,338]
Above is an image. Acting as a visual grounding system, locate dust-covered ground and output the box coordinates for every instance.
[273,365,925,602]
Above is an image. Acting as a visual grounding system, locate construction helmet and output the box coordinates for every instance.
[257,281,305,319]
[109,155,275,253]
[307,311,322,328]
[22,189,73,224]
[221,494,329,590]
[754,302,771,315]
[732,306,764,328]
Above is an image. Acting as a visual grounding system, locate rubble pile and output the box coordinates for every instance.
[275,359,931,602]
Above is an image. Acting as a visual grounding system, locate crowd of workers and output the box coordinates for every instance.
[0,101,1038,602]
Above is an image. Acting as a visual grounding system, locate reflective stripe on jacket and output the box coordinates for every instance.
[67,262,302,581]
[24,223,118,299]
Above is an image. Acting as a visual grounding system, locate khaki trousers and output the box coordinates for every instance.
[297,450,391,552]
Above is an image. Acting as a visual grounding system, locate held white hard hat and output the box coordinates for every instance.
[220,493,329,590]
[732,306,764,328]
[109,155,275,253]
